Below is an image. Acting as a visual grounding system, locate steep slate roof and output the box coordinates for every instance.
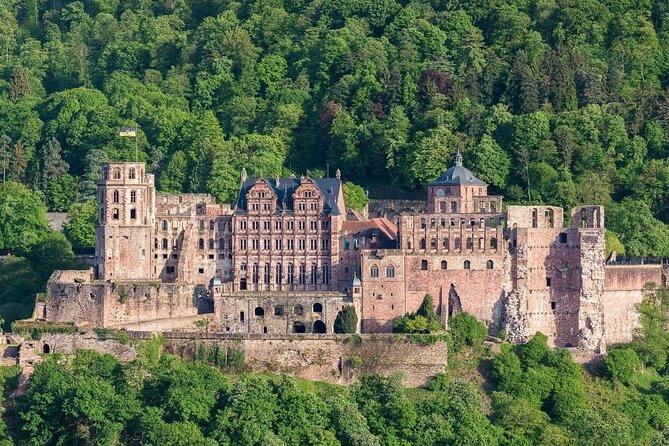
[430,151,487,186]
[235,177,343,215]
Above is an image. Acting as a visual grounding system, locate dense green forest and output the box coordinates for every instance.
[2,288,669,445]
[1,0,669,256]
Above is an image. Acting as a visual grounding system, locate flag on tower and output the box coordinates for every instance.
[119,126,137,137]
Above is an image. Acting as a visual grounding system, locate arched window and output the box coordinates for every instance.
[287,263,294,284]
[419,238,426,250]
[431,238,437,249]
[464,260,471,270]
[264,263,271,283]
[478,238,484,249]
[198,238,204,250]
[443,238,450,250]
[161,220,168,230]
[240,262,247,271]
[112,208,119,220]
[113,190,119,203]
[430,218,435,228]
[199,220,205,231]
[113,168,121,179]
[487,260,494,270]
[440,218,446,227]
[218,238,224,250]
[491,238,498,249]
[208,239,214,250]
[455,237,461,249]
[172,220,178,230]
[313,320,326,333]
[545,209,554,228]
[420,218,426,229]
[532,209,538,228]
[276,263,282,284]
[580,208,588,228]
[293,322,306,333]
[466,237,473,249]
[128,167,136,179]
[386,265,395,278]
[255,306,264,317]
[370,264,379,278]
[441,260,447,270]
[253,263,259,283]
[209,220,215,230]
[407,239,413,250]
[162,238,168,250]
[313,302,323,312]
[421,260,428,270]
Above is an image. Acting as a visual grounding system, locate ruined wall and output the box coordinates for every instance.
[603,265,663,345]
[46,271,212,328]
[164,334,447,387]
[214,292,349,334]
[361,251,505,333]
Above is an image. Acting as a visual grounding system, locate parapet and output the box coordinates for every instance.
[506,205,563,229]
[571,206,604,229]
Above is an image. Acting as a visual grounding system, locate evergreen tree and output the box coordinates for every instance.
[9,140,27,183]
[334,306,358,333]
[40,137,69,189]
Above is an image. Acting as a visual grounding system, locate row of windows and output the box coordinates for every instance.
[419,217,504,229]
[418,259,493,270]
[101,208,137,221]
[239,238,330,251]
[159,220,232,232]
[104,167,137,180]
[107,190,137,204]
[531,209,556,228]
[249,201,321,212]
[370,264,395,278]
[411,237,498,250]
[240,263,330,285]
[253,302,323,318]
[239,220,330,231]
[434,200,497,213]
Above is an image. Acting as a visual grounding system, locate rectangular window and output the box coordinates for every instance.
[344,239,350,250]
[310,239,318,250]
[288,239,294,250]
[546,277,552,287]
[321,221,330,230]
[240,239,247,250]
[252,221,259,230]
[353,238,359,250]
[240,221,247,230]
[287,264,294,284]
[299,264,306,284]
[263,221,270,230]
[275,239,282,250]
[264,239,270,250]
[310,221,317,231]
[299,221,305,230]
[130,191,136,203]
[322,239,330,250]
[299,239,306,250]
[130,209,137,219]
[287,221,294,230]
[275,221,282,230]
[252,239,259,250]
[322,265,329,284]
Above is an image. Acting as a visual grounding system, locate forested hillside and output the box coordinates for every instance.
[3,0,669,254]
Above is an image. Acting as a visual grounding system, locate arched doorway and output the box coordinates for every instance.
[293,322,306,333]
[313,320,326,334]
[42,344,50,354]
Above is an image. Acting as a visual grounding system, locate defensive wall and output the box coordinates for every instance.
[10,332,447,388]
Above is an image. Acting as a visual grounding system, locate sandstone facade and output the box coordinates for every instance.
[38,155,664,351]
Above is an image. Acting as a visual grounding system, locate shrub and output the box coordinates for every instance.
[449,312,487,352]
[334,306,358,333]
[604,347,640,384]
[392,295,443,333]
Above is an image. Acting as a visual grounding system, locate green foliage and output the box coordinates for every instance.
[448,312,487,352]
[343,181,368,212]
[64,200,97,250]
[0,182,49,253]
[604,347,641,384]
[393,294,443,334]
[334,306,358,334]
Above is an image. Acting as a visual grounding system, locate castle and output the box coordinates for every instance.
[38,153,663,353]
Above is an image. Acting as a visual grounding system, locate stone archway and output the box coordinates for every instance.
[313,320,326,334]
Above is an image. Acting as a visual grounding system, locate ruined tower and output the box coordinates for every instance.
[96,163,155,280]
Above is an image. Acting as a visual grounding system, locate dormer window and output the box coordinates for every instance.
[128,168,136,179]
[113,168,121,180]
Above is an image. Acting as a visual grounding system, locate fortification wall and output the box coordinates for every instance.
[46,274,212,328]
[602,265,663,345]
[163,333,446,387]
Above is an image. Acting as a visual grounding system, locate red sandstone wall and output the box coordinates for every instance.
[603,265,663,345]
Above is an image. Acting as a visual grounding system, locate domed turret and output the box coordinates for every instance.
[426,152,489,213]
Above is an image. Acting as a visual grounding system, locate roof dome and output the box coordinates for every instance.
[431,151,486,186]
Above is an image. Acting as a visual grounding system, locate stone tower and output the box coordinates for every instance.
[96,163,155,281]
